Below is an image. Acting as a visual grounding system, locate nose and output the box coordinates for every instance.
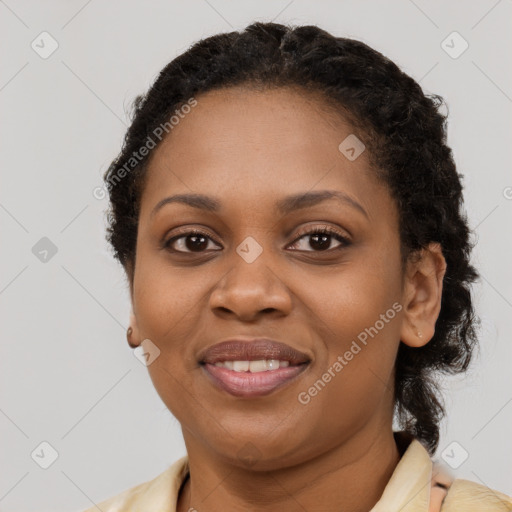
[209,250,293,322]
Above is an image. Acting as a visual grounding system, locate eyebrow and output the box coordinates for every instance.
[150,190,368,219]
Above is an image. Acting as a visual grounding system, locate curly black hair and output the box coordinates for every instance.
[102,21,479,455]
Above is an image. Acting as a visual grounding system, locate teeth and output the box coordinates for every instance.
[233,361,250,372]
[213,360,291,372]
[248,360,267,372]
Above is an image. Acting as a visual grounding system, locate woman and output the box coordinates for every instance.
[82,21,512,512]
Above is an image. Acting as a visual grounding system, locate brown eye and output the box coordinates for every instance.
[288,226,351,252]
[164,229,221,253]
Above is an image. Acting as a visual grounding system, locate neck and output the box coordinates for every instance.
[177,427,402,512]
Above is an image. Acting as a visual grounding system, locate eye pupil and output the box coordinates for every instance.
[186,234,208,252]
[310,233,331,251]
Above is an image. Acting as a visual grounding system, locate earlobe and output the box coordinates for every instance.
[400,242,447,348]
[127,309,142,348]
[125,260,140,349]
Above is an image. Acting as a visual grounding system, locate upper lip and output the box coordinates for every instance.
[198,338,311,365]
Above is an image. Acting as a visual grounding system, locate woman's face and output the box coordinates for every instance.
[131,86,406,469]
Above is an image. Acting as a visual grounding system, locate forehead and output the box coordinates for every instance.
[150,85,359,160]
[139,86,388,220]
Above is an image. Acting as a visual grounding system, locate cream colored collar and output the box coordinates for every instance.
[85,434,450,511]
[156,434,436,511]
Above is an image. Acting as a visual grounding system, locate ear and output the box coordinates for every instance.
[125,259,141,347]
[400,242,447,348]
[127,308,142,348]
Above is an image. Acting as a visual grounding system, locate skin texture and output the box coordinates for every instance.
[128,86,447,512]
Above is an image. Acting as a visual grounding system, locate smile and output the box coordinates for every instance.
[201,361,310,398]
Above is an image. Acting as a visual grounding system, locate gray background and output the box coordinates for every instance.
[1,1,511,510]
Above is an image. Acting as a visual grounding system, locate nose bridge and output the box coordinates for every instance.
[228,233,279,291]
[209,232,292,317]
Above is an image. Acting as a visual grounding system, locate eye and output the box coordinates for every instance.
[164,228,221,254]
[163,225,351,255]
[287,225,351,252]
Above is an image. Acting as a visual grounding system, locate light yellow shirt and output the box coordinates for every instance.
[80,435,512,511]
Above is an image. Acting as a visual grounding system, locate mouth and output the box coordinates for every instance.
[198,338,311,398]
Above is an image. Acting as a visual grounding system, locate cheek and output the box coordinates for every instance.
[296,247,402,409]
[306,247,403,342]
[133,244,205,340]
[297,274,402,436]
[305,273,402,390]
[296,341,398,444]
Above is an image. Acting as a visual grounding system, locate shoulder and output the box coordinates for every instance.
[78,455,189,512]
[79,475,159,512]
[441,478,512,511]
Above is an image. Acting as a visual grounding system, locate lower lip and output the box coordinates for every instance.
[202,363,309,398]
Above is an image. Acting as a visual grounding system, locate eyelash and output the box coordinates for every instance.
[163,225,351,254]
